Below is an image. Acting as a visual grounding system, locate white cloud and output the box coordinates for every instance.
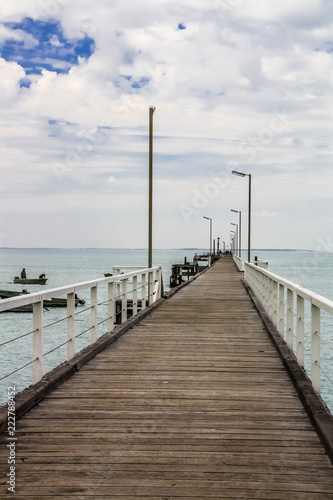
[0,24,38,49]
[0,0,332,249]
[0,58,26,107]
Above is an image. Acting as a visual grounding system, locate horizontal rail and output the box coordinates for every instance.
[244,262,333,401]
[232,254,243,271]
[0,267,160,311]
[0,266,163,393]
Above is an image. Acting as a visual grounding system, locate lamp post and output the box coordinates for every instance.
[148,106,155,268]
[231,223,238,256]
[230,234,234,254]
[231,209,241,258]
[232,171,251,262]
[203,216,212,257]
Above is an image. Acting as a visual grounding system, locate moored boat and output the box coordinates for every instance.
[13,278,48,284]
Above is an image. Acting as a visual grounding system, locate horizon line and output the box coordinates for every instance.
[0,247,320,252]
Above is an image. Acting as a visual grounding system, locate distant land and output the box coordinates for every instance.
[0,247,318,252]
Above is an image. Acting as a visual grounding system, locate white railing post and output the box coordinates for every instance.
[272,281,278,328]
[296,295,305,367]
[311,304,321,393]
[286,288,293,349]
[278,284,284,336]
[269,278,273,319]
[90,286,98,344]
[116,282,121,304]
[265,276,270,318]
[133,275,138,315]
[121,278,127,323]
[141,273,146,310]
[148,271,154,306]
[67,292,76,360]
[32,301,44,384]
[156,266,163,299]
[108,281,115,332]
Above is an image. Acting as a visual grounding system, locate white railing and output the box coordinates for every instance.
[0,266,163,387]
[232,254,243,271]
[244,262,333,397]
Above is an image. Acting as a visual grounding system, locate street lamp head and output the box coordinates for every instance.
[231,209,239,213]
[231,223,237,226]
[203,216,211,220]
[232,170,246,177]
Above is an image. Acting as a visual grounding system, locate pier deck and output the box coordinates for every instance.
[1,257,333,498]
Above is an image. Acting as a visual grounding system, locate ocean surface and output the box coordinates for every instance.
[0,248,332,412]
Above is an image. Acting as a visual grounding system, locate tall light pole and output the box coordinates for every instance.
[231,209,241,259]
[232,171,251,262]
[230,230,235,254]
[203,216,212,256]
[148,106,155,268]
[231,223,238,255]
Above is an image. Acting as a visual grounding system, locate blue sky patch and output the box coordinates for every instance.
[19,77,32,88]
[117,75,150,89]
[2,17,95,75]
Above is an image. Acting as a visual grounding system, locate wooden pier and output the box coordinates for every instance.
[1,257,333,498]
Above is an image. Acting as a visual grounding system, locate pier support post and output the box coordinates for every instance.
[67,292,76,360]
[278,284,284,337]
[286,288,293,349]
[121,278,127,324]
[108,281,115,332]
[148,271,154,306]
[296,295,305,367]
[142,273,146,310]
[133,276,138,316]
[90,286,98,344]
[33,301,44,384]
[311,304,321,393]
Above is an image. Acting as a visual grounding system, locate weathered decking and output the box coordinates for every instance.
[1,257,333,499]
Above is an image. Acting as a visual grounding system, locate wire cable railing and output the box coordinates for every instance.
[0,266,163,396]
[244,261,333,406]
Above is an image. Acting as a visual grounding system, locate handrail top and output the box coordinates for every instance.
[245,261,333,315]
[0,266,161,312]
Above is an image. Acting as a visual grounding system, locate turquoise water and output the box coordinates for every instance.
[0,248,332,412]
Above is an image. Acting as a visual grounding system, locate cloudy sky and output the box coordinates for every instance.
[0,0,332,250]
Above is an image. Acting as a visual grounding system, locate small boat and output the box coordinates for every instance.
[13,277,48,285]
[0,290,29,299]
[44,295,85,307]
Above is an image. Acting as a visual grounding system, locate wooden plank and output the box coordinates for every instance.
[1,256,333,498]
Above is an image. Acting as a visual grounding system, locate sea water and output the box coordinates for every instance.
[0,248,332,412]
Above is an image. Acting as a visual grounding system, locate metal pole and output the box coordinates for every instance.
[210,218,212,256]
[248,174,251,263]
[239,211,241,259]
[148,106,155,268]
[232,222,238,256]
